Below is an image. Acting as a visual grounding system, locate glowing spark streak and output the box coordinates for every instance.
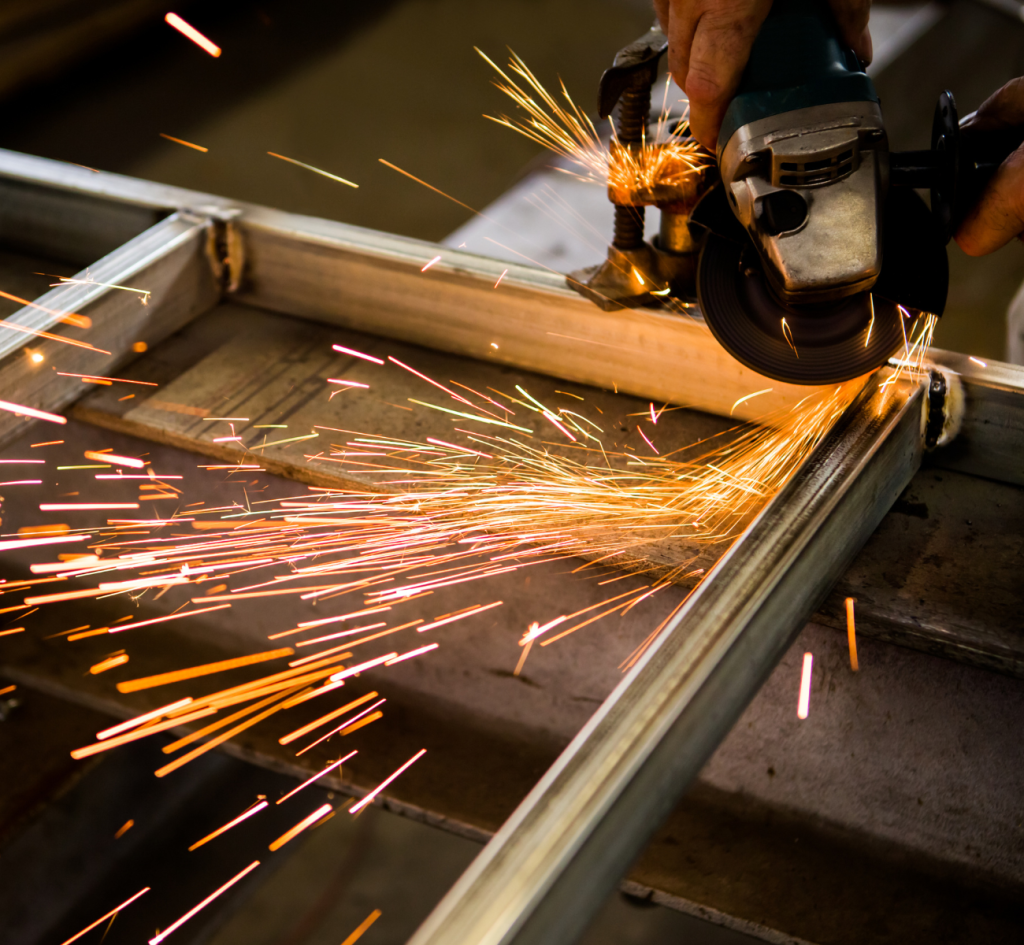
[730,388,773,416]
[164,13,222,57]
[291,621,423,662]
[340,910,383,945]
[350,749,427,813]
[114,819,134,838]
[385,642,438,665]
[296,622,387,647]
[845,597,859,672]
[328,379,369,388]
[543,410,576,441]
[58,371,156,385]
[150,862,262,945]
[251,433,318,450]
[417,600,503,632]
[267,152,358,188]
[97,697,193,740]
[83,450,145,468]
[156,697,295,778]
[332,344,383,364]
[797,652,813,719]
[277,751,358,804]
[969,356,987,367]
[0,458,44,463]
[60,887,150,945]
[279,693,379,745]
[339,712,382,735]
[0,291,110,350]
[0,627,25,636]
[90,653,129,674]
[72,705,218,758]
[408,398,532,432]
[105,603,232,635]
[649,403,656,424]
[379,159,480,216]
[0,534,86,552]
[116,648,294,693]
[98,575,187,591]
[421,255,442,272]
[270,606,392,638]
[494,268,508,288]
[637,426,658,454]
[25,587,107,606]
[0,480,40,485]
[40,503,137,510]
[159,133,208,152]
[50,279,151,304]
[329,653,398,682]
[95,474,182,479]
[388,356,472,405]
[295,700,385,755]
[189,800,268,851]
[865,296,875,347]
[269,804,332,851]
[426,437,492,458]
[514,637,533,676]
[0,400,66,424]
[781,318,799,358]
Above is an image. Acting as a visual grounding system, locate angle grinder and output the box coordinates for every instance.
[692,0,1024,384]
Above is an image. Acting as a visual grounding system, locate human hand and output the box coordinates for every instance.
[653,0,872,150]
[956,78,1024,256]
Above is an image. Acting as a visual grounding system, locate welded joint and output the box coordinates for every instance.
[924,365,964,449]
[180,207,245,294]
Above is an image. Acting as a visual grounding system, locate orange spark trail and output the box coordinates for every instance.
[279,693,379,745]
[60,887,150,945]
[276,750,357,804]
[340,910,383,945]
[83,450,145,468]
[149,862,261,944]
[189,799,268,851]
[268,152,358,188]
[268,803,332,851]
[164,13,221,57]
[159,133,208,152]
[0,400,66,424]
[350,749,426,813]
[116,648,294,693]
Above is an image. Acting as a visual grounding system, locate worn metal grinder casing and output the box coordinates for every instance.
[694,0,950,384]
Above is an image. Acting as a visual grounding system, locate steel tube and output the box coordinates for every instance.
[408,371,925,945]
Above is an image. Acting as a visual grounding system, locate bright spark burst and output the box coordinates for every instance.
[477,49,712,201]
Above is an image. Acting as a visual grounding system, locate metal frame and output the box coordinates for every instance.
[0,148,1021,943]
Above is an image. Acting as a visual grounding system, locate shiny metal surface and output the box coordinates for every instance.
[0,212,220,446]
[720,102,887,304]
[408,370,925,945]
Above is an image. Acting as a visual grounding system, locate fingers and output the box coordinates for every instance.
[962,77,1024,133]
[828,0,872,65]
[682,0,773,149]
[955,144,1024,256]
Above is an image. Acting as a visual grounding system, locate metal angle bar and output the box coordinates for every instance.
[408,372,925,945]
[0,211,221,446]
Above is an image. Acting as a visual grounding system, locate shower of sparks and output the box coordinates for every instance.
[164,13,221,57]
[159,133,209,153]
[267,152,359,188]
[477,49,711,199]
[797,652,813,719]
[149,862,260,944]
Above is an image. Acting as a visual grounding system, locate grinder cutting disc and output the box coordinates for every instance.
[696,187,949,385]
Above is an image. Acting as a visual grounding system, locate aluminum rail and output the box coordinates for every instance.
[0,211,220,447]
[408,371,926,945]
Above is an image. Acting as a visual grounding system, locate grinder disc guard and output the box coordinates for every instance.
[697,188,948,384]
